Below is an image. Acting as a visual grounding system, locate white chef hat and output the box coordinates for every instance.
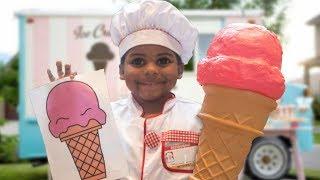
[110,0,198,64]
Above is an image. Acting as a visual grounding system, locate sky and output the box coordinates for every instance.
[0,0,126,55]
[0,53,11,64]
[281,0,320,81]
[0,0,319,81]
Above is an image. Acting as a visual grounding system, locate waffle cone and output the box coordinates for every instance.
[200,85,277,131]
[191,85,277,180]
[59,120,106,180]
[191,113,262,180]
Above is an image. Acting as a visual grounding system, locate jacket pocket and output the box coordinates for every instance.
[161,130,200,173]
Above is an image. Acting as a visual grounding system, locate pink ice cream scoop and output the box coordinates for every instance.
[46,81,106,138]
[197,23,285,100]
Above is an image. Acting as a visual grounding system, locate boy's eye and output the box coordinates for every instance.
[130,58,145,67]
[157,57,172,66]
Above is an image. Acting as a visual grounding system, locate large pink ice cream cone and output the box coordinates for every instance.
[191,23,285,180]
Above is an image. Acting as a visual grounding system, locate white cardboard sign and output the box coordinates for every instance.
[29,70,128,180]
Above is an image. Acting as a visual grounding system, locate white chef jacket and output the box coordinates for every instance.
[111,94,203,180]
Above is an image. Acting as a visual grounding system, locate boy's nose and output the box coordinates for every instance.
[144,63,159,77]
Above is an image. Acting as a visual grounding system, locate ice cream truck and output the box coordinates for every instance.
[244,83,314,180]
[16,7,263,165]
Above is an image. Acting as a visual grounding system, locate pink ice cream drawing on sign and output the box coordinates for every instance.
[46,81,106,137]
[46,81,107,180]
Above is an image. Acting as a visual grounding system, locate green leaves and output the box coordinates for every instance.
[312,95,320,121]
[0,54,19,106]
[167,0,288,39]
[243,0,289,40]
[167,0,240,9]
[0,135,19,163]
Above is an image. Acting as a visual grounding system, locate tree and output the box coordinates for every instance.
[167,0,288,38]
[243,0,289,40]
[168,0,240,9]
[312,96,320,121]
[167,0,288,71]
[0,54,19,107]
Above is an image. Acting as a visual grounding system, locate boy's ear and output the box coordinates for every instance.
[119,64,125,80]
[177,64,184,79]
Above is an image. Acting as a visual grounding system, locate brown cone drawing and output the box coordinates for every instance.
[190,85,277,180]
[87,42,114,70]
[59,120,106,180]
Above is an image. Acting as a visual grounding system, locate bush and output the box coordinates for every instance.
[0,135,19,163]
[0,55,19,107]
[0,118,5,126]
[0,96,4,121]
[0,163,48,180]
[312,95,320,122]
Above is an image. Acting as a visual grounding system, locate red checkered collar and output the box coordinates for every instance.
[128,93,176,118]
[145,130,200,149]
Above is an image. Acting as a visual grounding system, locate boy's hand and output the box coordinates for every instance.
[47,61,77,82]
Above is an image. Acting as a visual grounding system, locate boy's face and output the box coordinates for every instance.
[120,45,183,102]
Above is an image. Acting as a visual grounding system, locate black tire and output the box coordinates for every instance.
[245,137,291,180]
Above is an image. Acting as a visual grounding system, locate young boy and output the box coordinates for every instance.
[47,0,202,179]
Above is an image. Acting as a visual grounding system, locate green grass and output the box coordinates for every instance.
[0,118,6,126]
[314,119,320,145]
[315,132,320,144]
[314,120,320,128]
[0,163,319,180]
[289,169,320,180]
[0,163,48,180]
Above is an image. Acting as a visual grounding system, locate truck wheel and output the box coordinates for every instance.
[245,137,291,180]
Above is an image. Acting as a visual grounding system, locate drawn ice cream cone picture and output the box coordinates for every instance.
[46,81,107,180]
[87,42,114,70]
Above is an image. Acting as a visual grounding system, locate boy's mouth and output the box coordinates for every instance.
[136,78,167,84]
[140,81,163,84]
[136,81,167,88]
